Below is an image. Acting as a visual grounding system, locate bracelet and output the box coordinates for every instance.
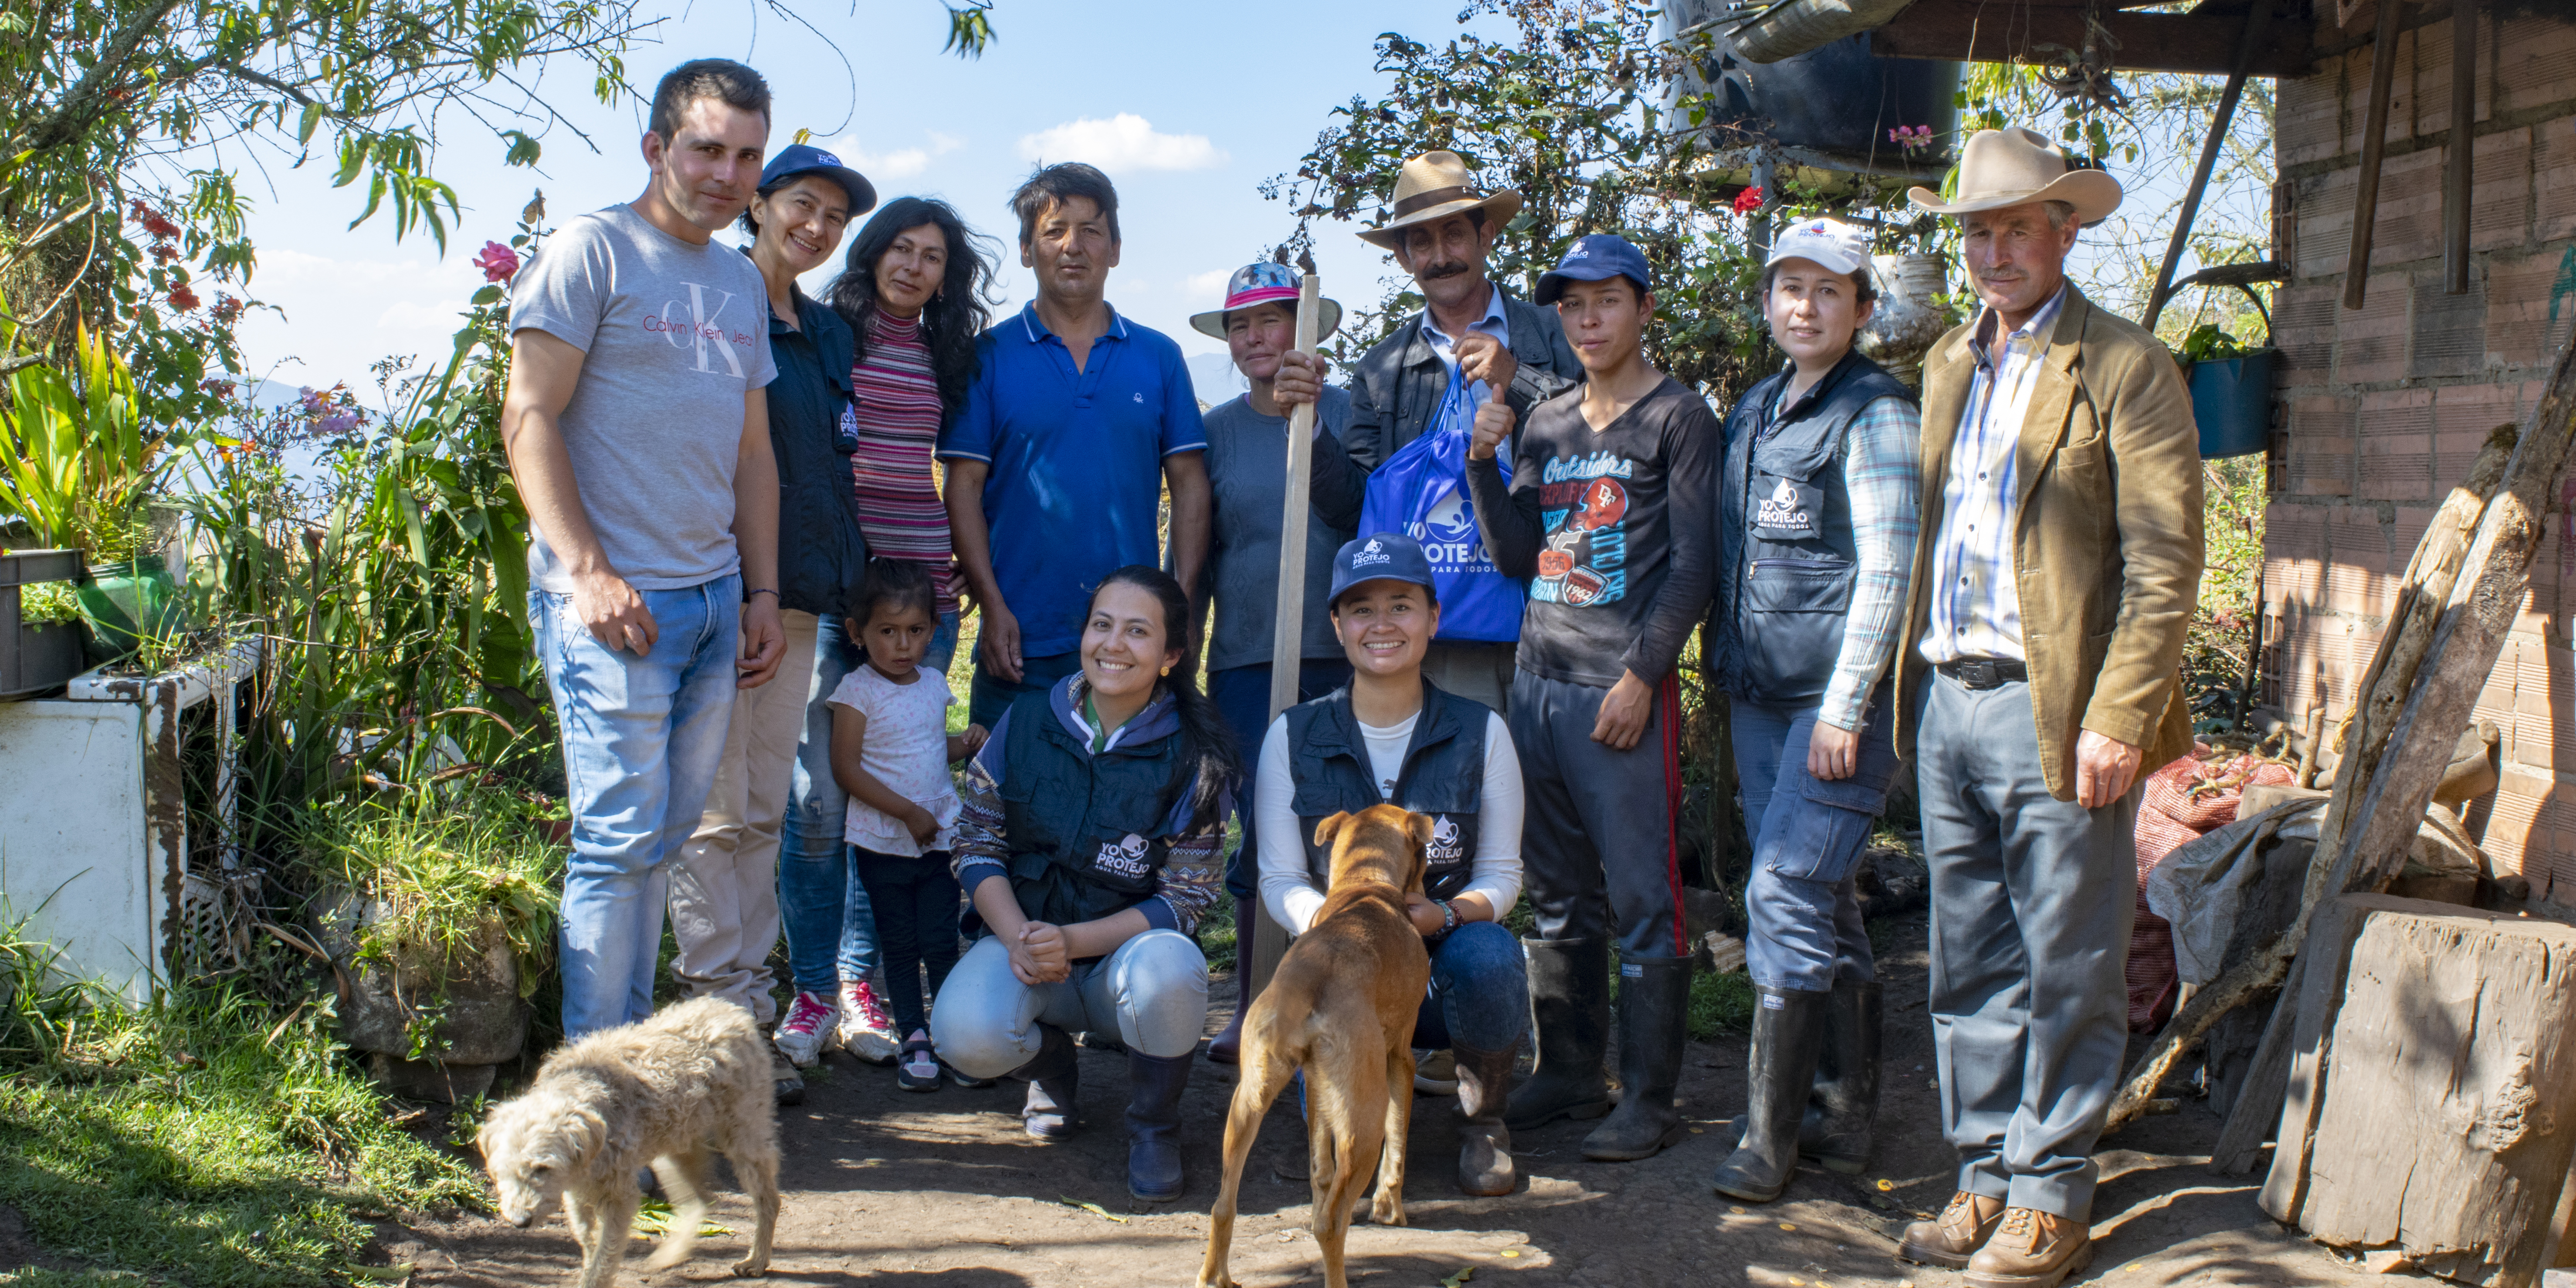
[745,587,780,601]
[1438,899,1460,934]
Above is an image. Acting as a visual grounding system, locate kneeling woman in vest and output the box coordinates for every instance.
[1707,218,1923,1203]
[1253,533,1529,1196]
[929,566,1239,1204]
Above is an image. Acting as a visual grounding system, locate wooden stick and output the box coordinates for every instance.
[2342,0,2408,311]
[2145,0,2274,333]
[1247,274,1325,1000]
[2443,0,2477,295]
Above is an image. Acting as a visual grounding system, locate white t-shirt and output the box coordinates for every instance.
[1254,707,1523,936]
[825,665,959,855]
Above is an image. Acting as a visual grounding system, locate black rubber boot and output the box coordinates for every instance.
[1207,898,1253,1065]
[1711,985,1830,1201]
[1581,955,1693,1161]
[1504,938,1613,1131]
[1124,1050,1193,1203]
[1012,1024,1080,1142]
[1801,979,1883,1174]
[1451,1041,1519,1196]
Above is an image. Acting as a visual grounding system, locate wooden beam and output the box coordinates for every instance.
[2145,0,2276,333]
[1246,275,1326,1001]
[1871,0,2314,77]
[2343,0,2409,310]
[2444,0,2477,295]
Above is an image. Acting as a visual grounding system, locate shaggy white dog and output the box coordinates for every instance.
[478,997,781,1287]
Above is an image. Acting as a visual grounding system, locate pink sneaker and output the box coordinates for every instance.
[837,979,900,1064]
[773,990,837,1068]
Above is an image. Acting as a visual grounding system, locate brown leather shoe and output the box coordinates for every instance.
[1964,1207,2093,1287]
[1897,1190,2005,1269]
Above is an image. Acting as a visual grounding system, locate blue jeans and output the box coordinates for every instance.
[1207,659,1353,900]
[1728,692,1900,993]
[534,574,742,1038]
[967,649,1083,731]
[1406,920,1530,1053]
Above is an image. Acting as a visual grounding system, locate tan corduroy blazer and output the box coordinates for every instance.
[1891,285,2204,800]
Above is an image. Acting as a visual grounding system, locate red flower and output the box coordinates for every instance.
[1732,186,1766,215]
[128,199,181,241]
[473,241,521,283]
[167,284,201,312]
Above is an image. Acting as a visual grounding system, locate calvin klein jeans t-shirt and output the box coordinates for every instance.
[509,203,780,592]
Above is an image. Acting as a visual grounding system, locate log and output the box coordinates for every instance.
[2276,900,2576,1288]
[2257,893,2388,1222]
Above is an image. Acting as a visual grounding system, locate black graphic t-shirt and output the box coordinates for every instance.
[1466,377,1717,687]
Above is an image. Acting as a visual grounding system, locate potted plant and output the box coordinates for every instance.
[304,793,562,1102]
[0,328,190,662]
[2179,323,2278,460]
[1,547,86,698]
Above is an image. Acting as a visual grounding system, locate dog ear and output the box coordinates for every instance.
[1405,811,1434,895]
[1311,811,1352,853]
[556,1107,607,1164]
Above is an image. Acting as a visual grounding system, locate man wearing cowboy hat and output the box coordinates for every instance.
[1274,149,1581,714]
[1889,127,2201,1285]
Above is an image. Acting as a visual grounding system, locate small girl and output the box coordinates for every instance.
[827,558,990,1091]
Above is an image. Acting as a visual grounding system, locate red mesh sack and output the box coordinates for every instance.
[2125,751,2297,1032]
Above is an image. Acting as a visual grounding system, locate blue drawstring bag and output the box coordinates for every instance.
[1358,366,1524,643]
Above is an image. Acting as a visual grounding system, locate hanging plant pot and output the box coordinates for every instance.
[2188,348,2278,460]
[77,555,184,661]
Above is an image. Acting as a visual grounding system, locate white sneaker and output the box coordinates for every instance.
[837,979,900,1064]
[773,990,837,1068]
[1413,1047,1458,1095]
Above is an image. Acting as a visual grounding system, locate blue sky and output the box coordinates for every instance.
[223,0,1479,404]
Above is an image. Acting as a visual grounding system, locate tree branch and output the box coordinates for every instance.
[9,0,188,156]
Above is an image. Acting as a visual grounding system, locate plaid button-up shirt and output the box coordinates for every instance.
[1919,287,2065,666]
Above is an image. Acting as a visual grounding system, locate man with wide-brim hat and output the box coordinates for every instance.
[1272,149,1581,716]
[1886,126,2201,1287]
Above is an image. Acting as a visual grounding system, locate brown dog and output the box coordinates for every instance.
[1197,803,1434,1288]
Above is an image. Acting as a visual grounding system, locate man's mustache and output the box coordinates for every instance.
[1419,260,1472,281]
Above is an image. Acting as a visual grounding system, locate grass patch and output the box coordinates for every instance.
[1688,969,1757,1040]
[0,907,484,1286]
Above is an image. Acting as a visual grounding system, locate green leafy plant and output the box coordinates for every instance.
[2180,322,2257,364]
[0,325,183,563]
[16,578,80,625]
[300,792,564,997]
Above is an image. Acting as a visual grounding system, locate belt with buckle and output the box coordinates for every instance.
[1939,658,2028,690]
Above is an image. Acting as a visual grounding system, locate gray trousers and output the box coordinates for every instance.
[1916,671,2138,1223]
[1511,668,1688,961]
[1424,641,1517,715]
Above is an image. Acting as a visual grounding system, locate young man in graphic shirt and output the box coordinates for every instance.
[1464,234,1715,1163]
[501,59,786,1038]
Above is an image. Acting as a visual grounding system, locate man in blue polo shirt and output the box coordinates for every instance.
[942,162,1212,729]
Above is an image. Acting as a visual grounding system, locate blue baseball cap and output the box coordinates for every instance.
[758,143,877,219]
[1328,533,1436,606]
[1535,233,1652,305]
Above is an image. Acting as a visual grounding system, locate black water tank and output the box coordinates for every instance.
[1664,1,1959,176]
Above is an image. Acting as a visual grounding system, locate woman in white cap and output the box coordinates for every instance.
[1705,216,1922,1203]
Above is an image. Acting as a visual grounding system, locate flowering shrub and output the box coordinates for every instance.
[472,241,521,284]
[1731,186,1766,215]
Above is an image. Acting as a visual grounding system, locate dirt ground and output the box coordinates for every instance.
[395,910,2392,1288]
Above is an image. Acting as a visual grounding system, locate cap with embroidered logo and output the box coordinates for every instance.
[1328,532,1437,606]
[1535,233,1652,305]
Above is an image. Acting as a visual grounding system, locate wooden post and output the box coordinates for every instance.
[2443,0,2477,295]
[2144,0,2275,333]
[2342,0,2409,311]
[1246,275,1325,1000]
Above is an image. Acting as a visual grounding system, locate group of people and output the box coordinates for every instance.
[501,54,2201,1288]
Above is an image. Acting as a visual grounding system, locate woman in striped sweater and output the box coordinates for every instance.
[771,197,1003,1070]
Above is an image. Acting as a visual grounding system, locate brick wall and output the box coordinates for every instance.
[2263,0,2576,897]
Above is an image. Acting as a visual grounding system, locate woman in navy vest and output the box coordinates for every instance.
[929,566,1238,1206]
[1707,218,1924,1203]
[1253,532,1528,1196]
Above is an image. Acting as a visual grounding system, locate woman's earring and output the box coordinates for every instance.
[1159,665,1172,677]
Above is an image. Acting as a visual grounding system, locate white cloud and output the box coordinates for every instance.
[1183,268,1231,300]
[824,130,964,181]
[1016,114,1226,173]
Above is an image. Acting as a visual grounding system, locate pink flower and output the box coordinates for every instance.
[1888,125,1935,150]
[1732,186,1766,215]
[474,241,521,283]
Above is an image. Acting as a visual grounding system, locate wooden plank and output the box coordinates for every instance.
[1871,0,2314,77]
[2444,0,2477,295]
[2343,0,2409,311]
[2291,902,2576,1286]
[2255,892,2388,1217]
[1247,275,1325,1001]
[2144,0,2275,333]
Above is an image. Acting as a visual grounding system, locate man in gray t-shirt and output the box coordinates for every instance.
[499,58,785,1039]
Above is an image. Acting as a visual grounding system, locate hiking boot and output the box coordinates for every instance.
[1413,1048,1458,1095]
[896,1029,942,1093]
[1581,954,1691,1161]
[770,1046,806,1106]
[1710,985,1829,1201]
[1966,1208,2093,1287]
[1898,1190,2007,1269]
[1125,1050,1194,1203]
[1503,937,1612,1131]
[1802,979,1883,1174]
[1451,1041,1518,1196]
[1013,1025,1080,1142]
[772,990,837,1068]
[837,978,900,1064]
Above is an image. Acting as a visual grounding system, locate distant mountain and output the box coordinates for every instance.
[1185,352,1245,407]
